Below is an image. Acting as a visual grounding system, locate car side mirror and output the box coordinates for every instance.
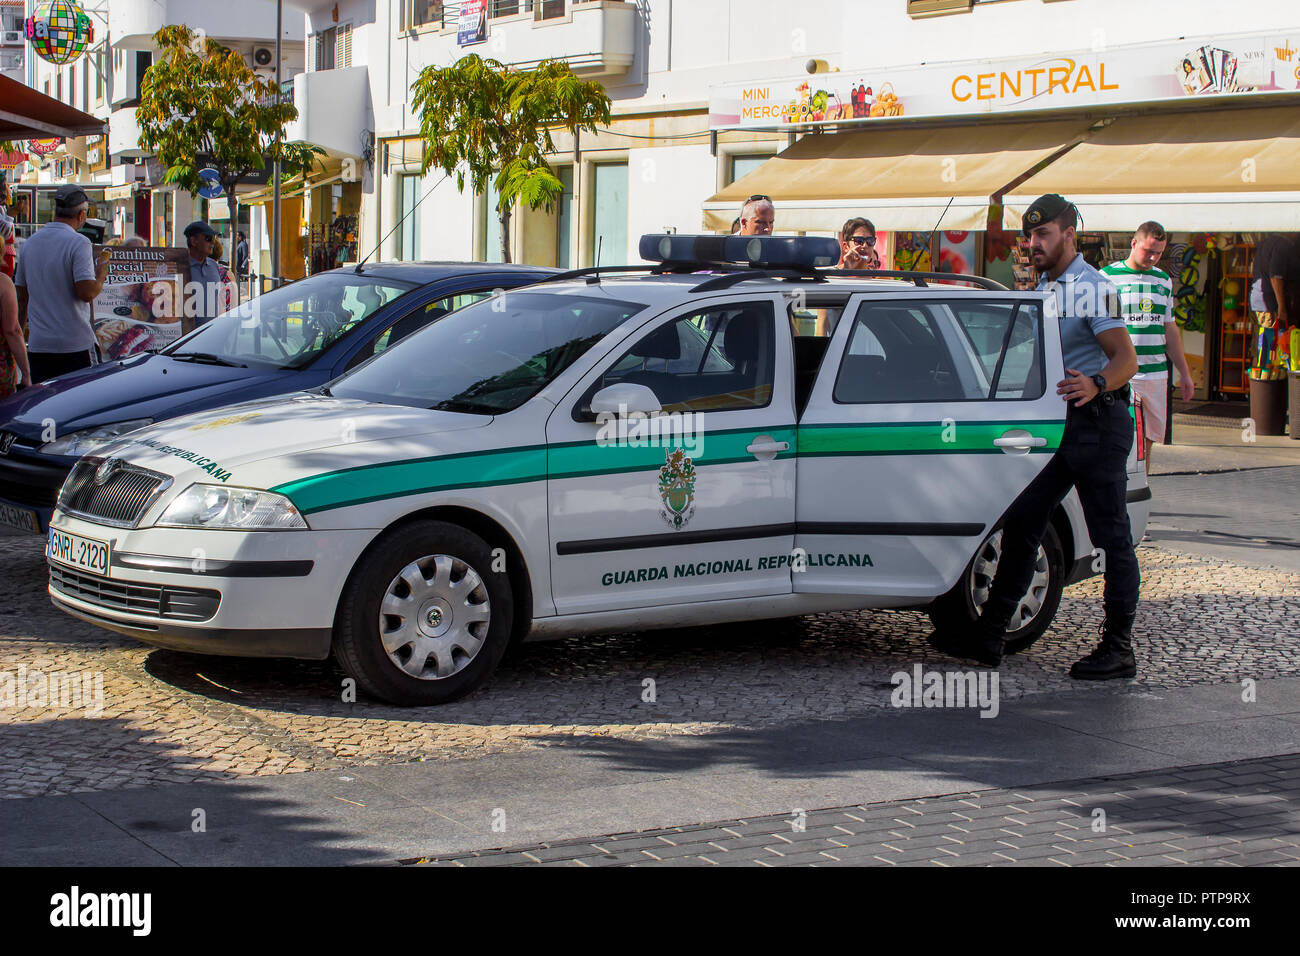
[588,382,663,419]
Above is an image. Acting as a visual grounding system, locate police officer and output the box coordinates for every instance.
[931,193,1142,680]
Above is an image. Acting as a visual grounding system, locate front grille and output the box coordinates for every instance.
[50,564,220,622]
[58,458,169,527]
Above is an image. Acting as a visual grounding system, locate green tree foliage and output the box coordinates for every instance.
[411,55,611,263]
[136,25,321,266]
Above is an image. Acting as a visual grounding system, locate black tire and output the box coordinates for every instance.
[333,520,513,705]
[928,522,1065,656]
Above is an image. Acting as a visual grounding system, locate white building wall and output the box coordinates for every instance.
[314,0,1300,266]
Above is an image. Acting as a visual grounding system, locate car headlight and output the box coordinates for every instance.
[156,484,309,530]
[40,419,154,457]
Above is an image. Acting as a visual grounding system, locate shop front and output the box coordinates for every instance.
[706,29,1300,420]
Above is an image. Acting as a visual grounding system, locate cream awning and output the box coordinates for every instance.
[1006,104,1300,231]
[703,118,1096,233]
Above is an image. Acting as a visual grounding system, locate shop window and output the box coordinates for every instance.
[730,153,774,186]
[589,161,628,267]
[396,173,422,261]
[556,165,574,269]
[482,176,504,263]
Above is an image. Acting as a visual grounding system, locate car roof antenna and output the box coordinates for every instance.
[908,196,955,272]
[354,174,448,273]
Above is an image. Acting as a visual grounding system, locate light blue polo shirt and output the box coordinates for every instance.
[12,221,96,353]
[1037,253,1125,377]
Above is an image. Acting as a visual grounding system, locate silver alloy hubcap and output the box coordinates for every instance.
[968,529,1050,634]
[378,554,490,680]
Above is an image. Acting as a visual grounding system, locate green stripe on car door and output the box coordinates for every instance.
[798,420,1065,457]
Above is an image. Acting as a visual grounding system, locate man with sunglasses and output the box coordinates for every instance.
[184,220,236,326]
[840,217,881,270]
[739,195,775,236]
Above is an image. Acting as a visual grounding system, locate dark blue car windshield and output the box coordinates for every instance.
[165,273,415,369]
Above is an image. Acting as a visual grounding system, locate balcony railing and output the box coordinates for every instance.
[418,1,610,30]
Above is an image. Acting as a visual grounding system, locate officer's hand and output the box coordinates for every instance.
[1057,368,1098,407]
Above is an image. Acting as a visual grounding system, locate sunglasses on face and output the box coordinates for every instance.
[848,235,877,247]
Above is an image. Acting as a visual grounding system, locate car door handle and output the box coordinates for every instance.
[993,434,1047,449]
[747,437,790,459]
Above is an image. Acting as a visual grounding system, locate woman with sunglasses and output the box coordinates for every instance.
[840,217,880,271]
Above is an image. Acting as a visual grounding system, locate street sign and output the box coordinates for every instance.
[198,168,223,200]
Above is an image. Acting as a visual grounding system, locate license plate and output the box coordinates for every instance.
[0,502,40,534]
[47,528,110,575]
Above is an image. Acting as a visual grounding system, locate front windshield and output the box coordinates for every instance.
[164,273,416,369]
[329,290,646,413]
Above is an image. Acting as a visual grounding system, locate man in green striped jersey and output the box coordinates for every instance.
[1101,221,1195,472]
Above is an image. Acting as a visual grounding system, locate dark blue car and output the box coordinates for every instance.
[0,262,555,534]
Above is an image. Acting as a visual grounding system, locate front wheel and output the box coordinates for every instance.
[928,523,1065,655]
[333,521,513,705]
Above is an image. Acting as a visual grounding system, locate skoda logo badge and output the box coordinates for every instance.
[94,458,122,486]
[0,432,13,456]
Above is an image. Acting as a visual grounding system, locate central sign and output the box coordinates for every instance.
[709,31,1300,131]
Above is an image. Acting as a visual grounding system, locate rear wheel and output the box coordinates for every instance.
[928,523,1065,655]
[333,521,513,705]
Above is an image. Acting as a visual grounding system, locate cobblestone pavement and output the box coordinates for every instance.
[411,754,1300,866]
[3,526,1298,798]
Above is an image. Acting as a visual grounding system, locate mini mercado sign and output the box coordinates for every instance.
[709,31,1300,130]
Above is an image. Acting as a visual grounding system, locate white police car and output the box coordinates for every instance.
[47,236,1150,705]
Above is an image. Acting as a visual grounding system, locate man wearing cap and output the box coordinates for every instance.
[13,184,110,383]
[184,220,236,326]
[931,193,1142,681]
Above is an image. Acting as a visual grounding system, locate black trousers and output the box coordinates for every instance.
[986,395,1140,627]
[29,349,93,384]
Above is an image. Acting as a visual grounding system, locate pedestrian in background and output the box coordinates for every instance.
[0,172,16,279]
[839,217,881,270]
[738,195,775,236]
[0,270,30,396]
[236,231,249,277]
[1249,233,1300,376]
[184,220,236,325]
[931,193,1141,680]
[1102,221,1195,472]
[12,184,109,383]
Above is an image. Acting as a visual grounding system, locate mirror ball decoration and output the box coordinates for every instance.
[25,1,95,67]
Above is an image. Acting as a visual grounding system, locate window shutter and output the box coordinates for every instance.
[337,24,352,69]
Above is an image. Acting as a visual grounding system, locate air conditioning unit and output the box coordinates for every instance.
[0,30,24,44]
[252,46,274,68]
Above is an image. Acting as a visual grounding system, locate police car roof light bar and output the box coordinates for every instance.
[640,234,842,271]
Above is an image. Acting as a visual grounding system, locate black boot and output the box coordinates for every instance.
[928,599,1013,668]
[1070,613,1137,680]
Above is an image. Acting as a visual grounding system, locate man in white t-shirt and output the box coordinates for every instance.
[13,184,110,383]
[1100,221,1195,472]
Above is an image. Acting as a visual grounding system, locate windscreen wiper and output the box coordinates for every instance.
[170,352,247,368]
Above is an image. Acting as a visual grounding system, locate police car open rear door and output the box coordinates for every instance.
[793,289,1065,602]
